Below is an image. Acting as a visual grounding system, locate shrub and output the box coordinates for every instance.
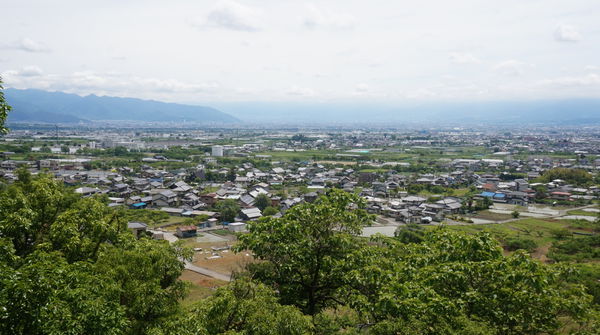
[551,228,572,240]
[505,237,538,252]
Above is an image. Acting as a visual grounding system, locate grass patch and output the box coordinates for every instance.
[469,210,513,221]
[567,210,598,216]
[442,218,591,247]
[179,270,226,307]
[211,229,233,236]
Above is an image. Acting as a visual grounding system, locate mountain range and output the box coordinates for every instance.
[213,99,600,125]
[5,88,239,124]
[5,88,600,126]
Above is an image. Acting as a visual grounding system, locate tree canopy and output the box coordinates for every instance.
[231,189,598,334]
[1,175,598,334]
[0,76,11,134]
[539,168,593,186]
[216,199,240,223]
[254,193,271,211]
[236,189,373,315]
[0,169,190,334]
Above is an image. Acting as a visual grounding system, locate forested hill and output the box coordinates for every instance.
[4,88,239,123]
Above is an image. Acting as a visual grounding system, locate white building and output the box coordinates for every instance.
[212,145,224,157]
[228,222,246,232]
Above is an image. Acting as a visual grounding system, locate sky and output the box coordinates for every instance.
[1,0,600,105]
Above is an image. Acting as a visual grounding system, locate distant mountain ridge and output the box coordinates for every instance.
[213,99,600,125]
[6,88,600,126]
[5,88,239,123]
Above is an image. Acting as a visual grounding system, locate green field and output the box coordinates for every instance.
[442,218,592,247]
[567,209,598,216]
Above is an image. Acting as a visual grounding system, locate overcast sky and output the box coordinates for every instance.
[1,0,600,104]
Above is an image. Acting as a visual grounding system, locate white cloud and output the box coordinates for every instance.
[194,0,262,32]
[133,78,220,93]
[65,72,221,94]
[355,83,369,93]
[493,60,528,76]
[538,73,600,87]
[2,66,43,78]
[3,70,221,99]
[449,52,480,64]
[0,38,50,52]
[554,24,582,42]
[302,4,356,30]
[17,66,43,77]
[286,86,315,97]
[585,65,599,71]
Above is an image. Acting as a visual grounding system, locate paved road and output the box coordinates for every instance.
[150,229,233,282]
[184,261,231,282]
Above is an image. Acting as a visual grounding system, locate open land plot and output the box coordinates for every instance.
[192,248,254,277]
[440,218,594,261]
[179,270,227,306]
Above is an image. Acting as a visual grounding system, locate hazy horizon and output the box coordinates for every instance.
[2,0,600,108]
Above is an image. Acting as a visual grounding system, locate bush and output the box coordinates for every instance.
[262,206,278,216]
[548,234,600,262]
[394,224,425,244]
[551,228,572,240]
[505,237,538,252]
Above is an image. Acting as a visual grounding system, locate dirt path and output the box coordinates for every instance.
[531,244,551,263]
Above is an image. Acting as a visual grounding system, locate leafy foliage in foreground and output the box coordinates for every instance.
[231,189,598,334]
[236,189,373,315]
[0,76,10,134]
[151,278,312,335]
[1,180,598,334]
[0,170,190,334]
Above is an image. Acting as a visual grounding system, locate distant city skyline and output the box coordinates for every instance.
[1,0,600,104]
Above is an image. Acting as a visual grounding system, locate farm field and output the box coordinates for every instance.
[440,217,595,260]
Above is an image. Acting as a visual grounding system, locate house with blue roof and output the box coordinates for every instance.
[478,192,507,203]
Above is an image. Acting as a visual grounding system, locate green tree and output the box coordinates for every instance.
[511,210,520,218]
[236,189,373,315]
[0,249,129,334]
[150,278,312,335]
[505,237,537,252]
[481,196,493,209]
[112,146,129,156]
[216,199,240,223]
[0,76,11,134]
[262,206,278,216]
[124,209,170,227]
[533,184,548,199]
[0,169,190,334]
[394,224,425,244]
[254,193,271,211]
[539,168,593,186]
[551,228,572,240]
[344,230,596,334]
[227,168,236,182]
[94,239,190,334]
